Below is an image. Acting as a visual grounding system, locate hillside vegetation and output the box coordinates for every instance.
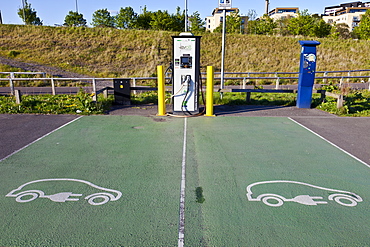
[0,24,370,77]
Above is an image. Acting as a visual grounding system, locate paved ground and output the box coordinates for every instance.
[1,105,369,165]
[0,105,369,246]
[0,114,79,161]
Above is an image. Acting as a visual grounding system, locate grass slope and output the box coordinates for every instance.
[1,25,370,78]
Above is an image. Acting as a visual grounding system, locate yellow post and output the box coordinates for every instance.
[205,66,215,117]
[157,65,166,116]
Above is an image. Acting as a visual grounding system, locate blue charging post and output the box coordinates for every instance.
[297,40,321,108]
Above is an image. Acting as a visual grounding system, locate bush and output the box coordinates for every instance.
[0,89,113,115]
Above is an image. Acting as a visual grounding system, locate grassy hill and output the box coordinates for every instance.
[0,24,370,77]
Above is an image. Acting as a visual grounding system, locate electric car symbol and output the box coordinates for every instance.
[246,180,363,207]
[5,178,122,206]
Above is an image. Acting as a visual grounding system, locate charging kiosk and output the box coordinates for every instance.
[172,33,201,115]
[297,40,320,108]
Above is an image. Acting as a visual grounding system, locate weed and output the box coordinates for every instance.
[8,50,21,58]
[195,187,205,203]
[0,90,113,115]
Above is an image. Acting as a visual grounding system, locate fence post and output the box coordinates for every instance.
[92,78,97,102]
[103,88,108,98]
[15,90,22,104]
[337,94,344,109]
[205,66,215,117]
[51,78,56,95]
[275,73,280,89]
[132,78,137,95]
[320,90,326,102]
[347,71,350,83]
[10,72,15,95]
[242,78,246,89]
[157,66,166,116]
[246,92,251,103]
[339,77,344,89]
[323,71,328,83]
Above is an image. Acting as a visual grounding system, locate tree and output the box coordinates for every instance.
[275,18,291,36]
[17,0,42,25]
[150,10,174,30]
[170,7,185,32]
[189,11,205,32]
[64,11,87,27]
[353,9,370,40]
[133,6,153,30]
[246,15,276,35]
[246,9,257,21]
[287,10,315,36]
[214,11,245,34]
[227,12,243,34]
[148,7,184,31]
[311,19,332,38]
[91,9,115,28]
[115,7,137,29]
[330,23,351,39]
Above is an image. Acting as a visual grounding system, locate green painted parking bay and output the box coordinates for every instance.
[0,116,184,246]
[185,117,370,246]
[0,116,369,246]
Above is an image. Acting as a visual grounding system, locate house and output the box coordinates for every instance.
[322,1,370,30]
[205,8,248,32]
[268,7,299,20]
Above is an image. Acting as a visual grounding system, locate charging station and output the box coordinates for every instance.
[172,33,201,115]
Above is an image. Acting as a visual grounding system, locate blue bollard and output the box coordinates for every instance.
[296,40,320,108]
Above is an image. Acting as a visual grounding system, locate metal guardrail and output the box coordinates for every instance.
[0,72,46,76]
[1,69,370,96]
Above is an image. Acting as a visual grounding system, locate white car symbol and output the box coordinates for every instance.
[246,180,363,207]
[6,178,122,206]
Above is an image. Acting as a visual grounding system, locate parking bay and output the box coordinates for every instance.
[0,115,369,246]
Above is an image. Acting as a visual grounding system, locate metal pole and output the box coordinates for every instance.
[10,72,15,95]
[157,66,166,116]
[205,66,215,117]
[184,0,188,32]
[51,78,56,95]
[92,78,97,102]
[75,0,79,13]
[220,9,226,91]
[265,0,269,15]
[22,0,26,24]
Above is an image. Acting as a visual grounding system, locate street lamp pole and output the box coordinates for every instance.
[75,0,79,13]
[22,0,26,24]
[184,0,188,32]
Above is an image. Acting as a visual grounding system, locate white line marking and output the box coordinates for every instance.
[0,116,82,163]
[178,118,187,247]
[288,117,370,168]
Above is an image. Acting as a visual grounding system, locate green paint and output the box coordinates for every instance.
[0,116,369,246]
[184,117,370,246]
[0,116,183,246]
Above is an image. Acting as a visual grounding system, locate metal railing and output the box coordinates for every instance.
[1,69,370,96]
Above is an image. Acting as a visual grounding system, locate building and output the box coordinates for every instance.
[205,8,248,32]
[322,1,370,30]
[268,7,299,20]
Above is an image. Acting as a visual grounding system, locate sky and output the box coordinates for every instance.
[1,0,347,26]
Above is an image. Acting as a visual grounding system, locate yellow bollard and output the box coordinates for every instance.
[205,66,216,117]
[157,66,166,116]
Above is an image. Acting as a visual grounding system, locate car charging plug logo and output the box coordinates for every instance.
[246,180,362,207]
[6,178,122,206]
